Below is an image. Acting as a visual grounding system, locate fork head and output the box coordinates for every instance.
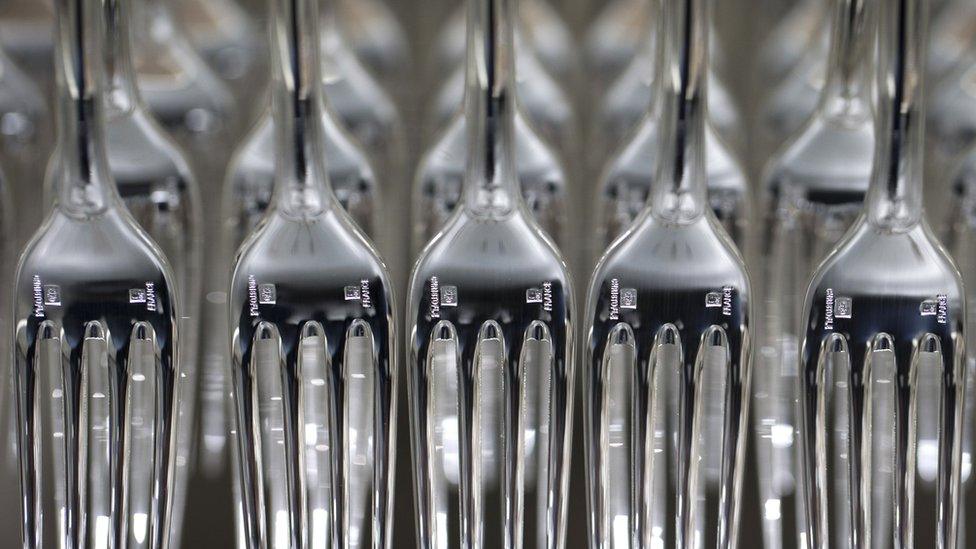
[229,201,396,548]
[227,0,397,544]
[798,218,965,548]
[412,113,568,255]
[223,108,380,251]
[15,203,180,548]
[585,212,752,549]
[796,0,970,544]
[407,208,575,548]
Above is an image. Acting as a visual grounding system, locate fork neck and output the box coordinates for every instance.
[52,0,122,218]
[865,0,927,231]
[648,0,710,225]
[270,0,334,218]
[817,0,875,121]
[461,0,522,218]
[102,0,141,115]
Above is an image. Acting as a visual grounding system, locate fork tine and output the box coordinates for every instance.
[586,321,635,548]
[79,321,120,549]
[121,321,176,549]
[17,321,70,548]
[520,320,565,548]
[299,321,331,547]
[364,317,397,549]
[413,320,460,548]
[924,332,966,549]
[679,325,740,549]
[846,333,894,549]
[800,332,849,549]
[341,319,378,548]
[248,321,300,547]
[458,320,507,549]
[633,324,675,548]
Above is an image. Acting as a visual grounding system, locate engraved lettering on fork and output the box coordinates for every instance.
[825,289,835,330]
[722,286,733,316]
[360,279,372,308]
[526,281,554,312]
[609,278,620,320]
[145,282,157,312]
[919,294,949,324]
[430,276,441,318]
[248,275,259,317]
[32,275,45,317]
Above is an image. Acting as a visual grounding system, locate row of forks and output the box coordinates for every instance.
[5,0,973,549]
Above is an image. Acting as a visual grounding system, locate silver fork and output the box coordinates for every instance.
[584,0,752,546]
[798,0,967,546]
[228,0,397,545]
[14,0,181,546]
[407,0,575,546]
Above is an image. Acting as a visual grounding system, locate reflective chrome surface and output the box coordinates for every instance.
[407,0,575,546]
[798,0,967,546]
[15,0,182,545]
[594,114,750,255]
[228,0,397,546]
[412,110,568,255]
[584,0,752,546]
[223,103,380,250]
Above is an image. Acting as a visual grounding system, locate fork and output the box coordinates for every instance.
[797,0,968,546]
[227,0,397,545]
[583,0,752,546]
[406,0,575,546]
[13,0,181,546]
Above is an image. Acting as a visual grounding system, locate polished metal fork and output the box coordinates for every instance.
[14,0,181,546]
[798,0,967,546]
[228,0,396,546]
[407,0,574,546]
[584,0,752,546]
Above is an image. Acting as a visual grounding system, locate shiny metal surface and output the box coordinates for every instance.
[407,0,575,546]
[583,0,752,546]
[227,0,397,545]
[14,0,182,545]
[223,103,380,249]
[798,0,967,546]
[412,108,568,255]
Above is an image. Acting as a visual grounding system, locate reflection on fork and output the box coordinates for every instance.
[584,0,752,546]
[407,0,575,546]
[797,0,968,546]
[14,0,182,546]
[227,0,397,546]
